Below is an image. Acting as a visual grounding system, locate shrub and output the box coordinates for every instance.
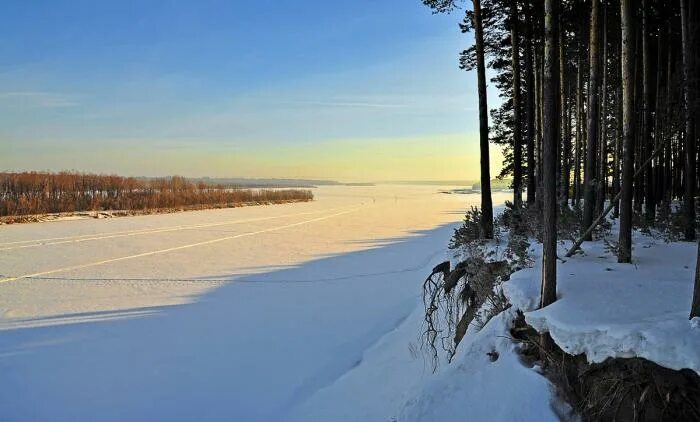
[0,171,313,217]
[448,206,485,250]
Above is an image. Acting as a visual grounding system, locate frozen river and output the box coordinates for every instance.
[0,185,509,421]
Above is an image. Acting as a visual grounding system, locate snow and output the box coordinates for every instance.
[285,304,430,422]
[0,186,505,323]
[286,214,558,422]
[0,185,516,421]
[504,221,700,374]
[285,268,558,422]
[3,187,695,421]
[398,308,558,422]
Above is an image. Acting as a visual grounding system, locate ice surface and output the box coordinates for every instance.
[0,186,512,421]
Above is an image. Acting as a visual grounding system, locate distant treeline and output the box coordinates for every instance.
[0,172,313,217]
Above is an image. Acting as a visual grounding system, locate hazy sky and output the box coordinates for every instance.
[0,0,502,182]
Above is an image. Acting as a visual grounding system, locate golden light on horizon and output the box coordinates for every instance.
[2,133,504,183]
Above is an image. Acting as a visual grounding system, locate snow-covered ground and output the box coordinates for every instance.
[0,185,506,324]
[3,189,696,421]
[399,218,698,422]
[505,222,700,375]
[398,308,560,422]
[0,185,512,421]
[291,212,700,422]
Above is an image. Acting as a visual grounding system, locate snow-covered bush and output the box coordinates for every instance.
[448,206,486,250]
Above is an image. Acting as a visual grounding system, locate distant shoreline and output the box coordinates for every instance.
[0,198,313,225]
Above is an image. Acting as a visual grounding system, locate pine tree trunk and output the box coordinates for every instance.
[511,0,523,208]
[583,0,600,241]
[664,31,672,204]
[526,6,536,206]
[596,3,608,215]
[642,0,655,222]
[565,82,572,205]
[613,72,623,218]
[574,55,583,207]
[680,0,696,241]
[536,49,544,211]
[473,0,494,239]
[633,35,644,213]
[692,239,700,318]
[618,0,635,263]
[541,0,559,309]
[654,29,665,210]
[559,19,569,208]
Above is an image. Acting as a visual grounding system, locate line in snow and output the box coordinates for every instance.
[0,207,362,284]
[0,206,354,251]
[3,248,444,284]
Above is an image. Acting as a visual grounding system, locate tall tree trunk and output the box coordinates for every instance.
[642,0,655,222]
[526,6,536,205]
[681,0,696,241]
[473,0,494,239]
[583,0,600,241]
[574,55,583,207]
[654,27,665,211]
[559,18,570,208]
[511,0,523,208]
[596,3,608,215]
[633,35,644,213]
[536,48,545,211]
[674,127,682,199]
[565,81,573,205]
[618,0,635,263]
[664,29,673,204]
[541,0,559,309]
[613,61,623,218]
[692,239,700,318]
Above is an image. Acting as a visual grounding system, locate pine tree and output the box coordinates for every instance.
[618,0,635,263]
[541,0,558,309]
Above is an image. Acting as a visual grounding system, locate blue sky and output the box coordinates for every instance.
[0,0,501,181]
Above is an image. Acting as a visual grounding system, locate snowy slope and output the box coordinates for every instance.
[399,308,558,422]
[294,216,699,422]
[286,302,558,422]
